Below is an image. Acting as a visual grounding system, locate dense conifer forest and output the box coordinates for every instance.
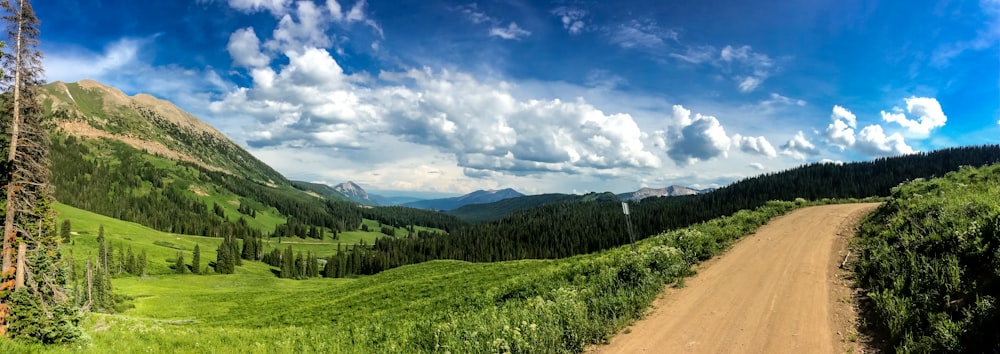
[325,145,1000,277]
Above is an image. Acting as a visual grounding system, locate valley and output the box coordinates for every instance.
[0,0,997,351]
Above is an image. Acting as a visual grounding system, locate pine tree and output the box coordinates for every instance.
[59,218,70,243]
[125,246,135,275]
[191,244,200,275]
[174,251,186,274]
[116,243,125,275]
[96,225,107,273]
[137,250,146,276]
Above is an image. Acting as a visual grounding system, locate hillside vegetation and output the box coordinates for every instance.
[328,146,1000,277]
[853,164,1000,353]
[3,198,805,353]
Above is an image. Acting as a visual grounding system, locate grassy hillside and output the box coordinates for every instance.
[853,164,1000,352]
[54,203,405,274]
[43,80,285,183]
[4,198,811,353]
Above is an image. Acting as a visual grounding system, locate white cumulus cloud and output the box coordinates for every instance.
[733,134,777,158]
[825,105,857,150]
[880,97,947,138]
[780,131,819,160]
[855,125,914,156]
[666,106,732,166]
[227,27,270,68]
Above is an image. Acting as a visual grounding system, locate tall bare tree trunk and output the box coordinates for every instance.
[1,0,22,278]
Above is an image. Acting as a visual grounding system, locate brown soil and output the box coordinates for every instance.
[592,203,880,354]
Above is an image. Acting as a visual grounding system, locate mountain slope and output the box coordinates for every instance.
[43,80,365,238]
[43,80,284,183]
[616,185,703,201]
[403,188,524,211]
[333,181,377,205]
[289,180,352,202]
[448,193,581,223]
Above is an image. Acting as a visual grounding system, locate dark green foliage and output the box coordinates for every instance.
[240,236,263,261]
[174,251,187,274]
[214,236,238,274]
[326,145,1000,278]
[448,193,581,223]
[191,244,200,275]
[136,250,146,276]
[60,219,71,243]
[854,164,1000,353]
[360,205,468,232]
[5,289,82,344]
[279,246,294,279]
[125,246,135,275]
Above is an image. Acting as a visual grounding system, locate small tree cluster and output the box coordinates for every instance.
[214,235,240,274]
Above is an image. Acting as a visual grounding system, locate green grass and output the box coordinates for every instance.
[56,202,225,275]
[1,199,819,353]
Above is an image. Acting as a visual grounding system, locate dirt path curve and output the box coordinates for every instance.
[594,203,880,354]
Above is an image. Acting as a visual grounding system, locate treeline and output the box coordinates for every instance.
[50,136,265,238]
[325,145,1000,277]
[49,135,365,238]
[360,205,468,232]
[853,164,1000,353]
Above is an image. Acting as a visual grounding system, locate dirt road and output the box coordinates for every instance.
[595,203,879,354]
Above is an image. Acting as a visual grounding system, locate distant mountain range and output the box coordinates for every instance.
[616,185,708,201]
[403,188,525,211]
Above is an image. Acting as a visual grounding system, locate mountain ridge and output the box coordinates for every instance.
[616,185,705,201]
[403,188,525,211]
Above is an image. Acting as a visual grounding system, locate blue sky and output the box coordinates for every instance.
[36,0,1000,195]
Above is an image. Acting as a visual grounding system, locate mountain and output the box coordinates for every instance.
[616,185,704,201]
[44,80,284,183]
[403,188,525,211]
[42,80,363,237]
[332,181,376,205]
[289,180,352,202]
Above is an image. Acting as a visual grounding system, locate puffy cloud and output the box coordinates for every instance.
[832,105,857,128]
[227,28,270,68]
[733,134,777,158]
[825,105,857,150]
[552,7,586,34]
[666,106,732,166]
[211,47,662,175]
[880,97,947,137]
[825,119,855,150]
[855,125,914,156]
[267,1,332,51]
[780,131,819,160]
[490,22,531,40]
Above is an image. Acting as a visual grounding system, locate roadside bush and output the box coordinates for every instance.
[854,164,1000,353]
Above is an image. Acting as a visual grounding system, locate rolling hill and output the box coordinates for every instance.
[403,188,524,210]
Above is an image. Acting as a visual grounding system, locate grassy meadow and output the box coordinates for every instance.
[0,198,820,353]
